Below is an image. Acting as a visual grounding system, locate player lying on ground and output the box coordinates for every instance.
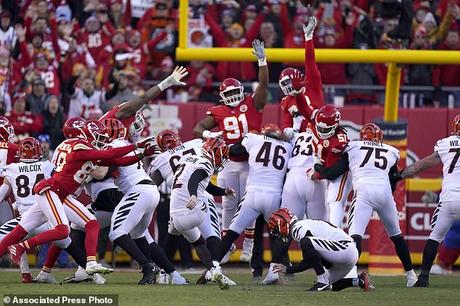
[314,123,417,287]
[269,208,373,292]
[396,114,460,287]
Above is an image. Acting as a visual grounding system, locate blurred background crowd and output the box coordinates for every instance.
[0,0,459,152]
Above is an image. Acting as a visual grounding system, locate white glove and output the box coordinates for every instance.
[303,16,317,41]
[203,130,223,138]
[283,127,296,140]
[186,195,198,210]
[292,115,305,131]
[158,66,188,91]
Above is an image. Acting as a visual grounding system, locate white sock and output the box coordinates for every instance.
[19,253,30,274]
[406,269,416,277]
[317,273,328,284]
[352,278,360,287]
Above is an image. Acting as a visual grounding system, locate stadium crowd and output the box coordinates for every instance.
[0,0,459,150]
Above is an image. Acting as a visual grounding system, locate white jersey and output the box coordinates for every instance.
[170,155,214,213]
[110,139,151,194]
[434,135,460,202]
[1,160,54,213]
[288,131,316,171]
[346,140,399,190]
[68,88,104,120]
[291,219,353,243]
[242,133,292,192]
[149,139,203,187]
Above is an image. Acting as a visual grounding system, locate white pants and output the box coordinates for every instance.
[198,194,221,239]
[327,172,353,227]
[169,206,207,243]
[217,160,249,229]
[281,170,327,220]
[429,201,460,242]
[229,189,281,234]
[307,237,358,283]
[347,185,401,238]
[63,196,96,231]
[109,184,159,241]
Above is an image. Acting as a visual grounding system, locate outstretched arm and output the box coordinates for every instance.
[252,39,269,110]
[193,116,218,138]
[303,17,324,108]
[75,144,136,162]
[401,152,441,179]
[116,66,188,119]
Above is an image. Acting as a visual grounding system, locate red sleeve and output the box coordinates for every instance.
[75,144,135,162]
[146,31,168,51]
[281,108,294,131]
[204,10,228,47]
[97,154,141,166]
[19,41,32,67]
[49,16,60,56]
[244,13,265,44]
[279,4,292,36]
[304,40,324,107]
[102,22,116,36]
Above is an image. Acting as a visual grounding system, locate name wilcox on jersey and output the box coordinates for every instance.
[18,164,44,173]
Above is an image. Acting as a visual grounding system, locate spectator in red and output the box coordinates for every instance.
[33,53,60,96]
[126,29,167,80]
[186,60,215,102]
[436,0,460,18]
[0,48,11,106]
[5,92,43,139]
[108,0,131,29]
[433,26,460,106]
[77,16,113,68]
[205,7,264,81]
[59,37,96,85]
[25,14,59,59]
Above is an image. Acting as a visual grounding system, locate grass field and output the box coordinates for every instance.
[0,269,459,306]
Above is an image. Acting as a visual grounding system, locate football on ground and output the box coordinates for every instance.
[0,269,459,306]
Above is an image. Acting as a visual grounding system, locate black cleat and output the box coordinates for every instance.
[308,281,331,292]
[196,270,208,285]
[414,275,429,288]
[138,263,159,285]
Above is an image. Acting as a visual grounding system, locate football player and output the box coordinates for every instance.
[314,123,417,287]
[269,208,373,292]
[279,16,324,139]
[397,115,460,287]
[193,39,268,262]
[149,130,235,286]
[263,128,327,285]
[169,137,235,290]
[0,120,146,276]
[310,105,353,228]
[219,124,292,283]
[0,137,54,283]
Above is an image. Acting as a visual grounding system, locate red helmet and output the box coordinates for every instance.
[63,117,87,139]
[268,208,297,239]
[279,67,301,96]
[452,115,460,136]
[0,116,14,142]
[360,123,383,143]
[156,129,182,152]
[315,105,341,139]
[202,137,229,172]
[101,118,127,141]
[261,123,281,139]
[18,137,43,162]
[219,78,244,107]
[82,120,110,149]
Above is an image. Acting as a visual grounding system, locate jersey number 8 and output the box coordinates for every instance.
[16,174,45,198]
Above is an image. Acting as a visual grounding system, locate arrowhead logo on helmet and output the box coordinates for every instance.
[315,105,341,140]
[219,78,244,107]
[0,116,14,143]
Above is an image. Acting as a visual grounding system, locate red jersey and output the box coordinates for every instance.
[314,127,349,168]
[281,40,325,132]
[0,141,19,167]
[78,30,111,67]
[34,138,135,199]
[206,95,262,162]
[36,68,61,96]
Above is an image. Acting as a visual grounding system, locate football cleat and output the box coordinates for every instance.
[8,244,25,266]
[406,270,418,287]
[86,261,114,275]
[36,270,58,284]
[157,270,170,284]
[308,281,331,292]
[92,273,106,285]
[240,238,253,262]
[262,263,280,285]
[63,266,92,283]
[220,243,236,265]
[430,264,450,275]
[138,263,159,285]
[196,270,208,285]
[170,271,189,285]
[413,274,429,288]
[358,272,375,291]
[210,267,229,290]
[21,273,34,283]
